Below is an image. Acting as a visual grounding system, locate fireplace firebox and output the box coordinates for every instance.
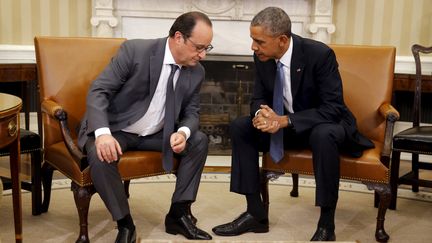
[199,59,255,155]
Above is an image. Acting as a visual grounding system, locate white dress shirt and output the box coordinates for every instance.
[278,36,294,114]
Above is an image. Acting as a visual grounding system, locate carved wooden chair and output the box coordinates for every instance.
[390,44,432,209]
[35,36,178,243]
[260,45,398,242]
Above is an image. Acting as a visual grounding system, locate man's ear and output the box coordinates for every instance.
[174,31,183,43]
[278,34,289,47]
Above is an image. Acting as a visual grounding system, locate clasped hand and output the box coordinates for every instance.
[252,105,282,134]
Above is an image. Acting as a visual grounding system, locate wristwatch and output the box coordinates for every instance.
[287,115,293,128]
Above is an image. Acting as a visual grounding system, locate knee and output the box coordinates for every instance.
[229,116,253,137]
[309,124,345,146]
[86,143,116,172]
[189,130,208,152]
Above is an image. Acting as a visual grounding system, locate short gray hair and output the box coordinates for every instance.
[251,7,291,37]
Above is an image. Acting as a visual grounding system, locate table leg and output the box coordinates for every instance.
[10,130,22,243]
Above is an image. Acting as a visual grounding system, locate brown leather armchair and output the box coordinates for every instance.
[260,45,398,242]
[35,37,178,243]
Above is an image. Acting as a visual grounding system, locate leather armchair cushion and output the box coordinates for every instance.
[263,140,389,183]
[45,141,178,187]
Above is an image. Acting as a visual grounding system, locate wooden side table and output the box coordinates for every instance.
[0,92,23,243]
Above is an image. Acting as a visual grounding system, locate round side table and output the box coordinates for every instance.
[0,92,23,242]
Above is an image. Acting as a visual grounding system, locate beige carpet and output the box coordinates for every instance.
[1,173,432,243]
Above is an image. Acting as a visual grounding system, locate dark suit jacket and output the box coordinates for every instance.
[251,34,373,156]
[77,38,205,150]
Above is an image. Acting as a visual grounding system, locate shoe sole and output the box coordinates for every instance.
[213,226,269,236]
[166,227,212,240]
[166,229,178,235]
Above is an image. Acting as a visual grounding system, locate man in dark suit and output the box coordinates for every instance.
[77,11,214,242]
[212,7,373,241]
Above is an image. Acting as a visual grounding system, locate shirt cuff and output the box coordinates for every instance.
[177,126,191,140]
[94,127,111,138]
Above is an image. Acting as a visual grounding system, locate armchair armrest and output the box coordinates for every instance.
[41,100,86,167]
[379,103,400,122]
[378,103,400,165]
[41,100,63,118]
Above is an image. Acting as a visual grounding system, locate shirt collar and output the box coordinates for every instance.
[163,38,181,68]
[277,36,293,68]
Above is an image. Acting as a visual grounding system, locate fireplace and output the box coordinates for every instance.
[199,59,255,154]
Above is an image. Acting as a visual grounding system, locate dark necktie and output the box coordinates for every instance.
[162,64,179,171]
[270,61,285,163]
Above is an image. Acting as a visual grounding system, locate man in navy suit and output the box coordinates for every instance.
[212,7,373,241]
[78,12,214,242]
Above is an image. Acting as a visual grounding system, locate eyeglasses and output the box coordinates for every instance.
[184,35,213,53]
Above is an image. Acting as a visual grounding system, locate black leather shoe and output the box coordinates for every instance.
[165,214,212,240]
[310,227,336,241]
[115,227,136,243]
[212,212,269,236]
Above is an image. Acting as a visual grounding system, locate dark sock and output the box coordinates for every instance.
[117,214,135,230]
[318,206,335,231]
[168,201,188,218]
[246,193,267,222]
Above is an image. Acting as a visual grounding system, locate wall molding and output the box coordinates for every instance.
[0,45,36,64]
[2,44,431,75]
[396,56,432,75]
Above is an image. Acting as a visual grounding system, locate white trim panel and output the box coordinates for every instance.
[0,45,36,64]
[1,45,430,75]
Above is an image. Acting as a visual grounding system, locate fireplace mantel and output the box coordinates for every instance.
[91,0,335,55]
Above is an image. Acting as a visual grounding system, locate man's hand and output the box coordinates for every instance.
[170,131,187,153]
[252,105,287,133]
[95,134,123,163]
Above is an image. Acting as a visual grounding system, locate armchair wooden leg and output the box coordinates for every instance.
[124,180,131,198]
[365,182,390,243]
[290,173,299,197]
[72,182,96,243]
[30,149,43,215]
[260,170,270,215]
[41,162,54,213]
[389,151,401,210]
[374,191,379,208]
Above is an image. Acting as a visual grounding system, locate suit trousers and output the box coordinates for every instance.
[230,116,345,208]
[85,130,208,221]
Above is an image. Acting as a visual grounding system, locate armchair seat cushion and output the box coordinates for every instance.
[45,141,178,187]
[393,126,432,153]
[262,140,389,183]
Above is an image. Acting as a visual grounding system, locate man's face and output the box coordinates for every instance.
[250,25,285,62]
[174,21,213,67]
